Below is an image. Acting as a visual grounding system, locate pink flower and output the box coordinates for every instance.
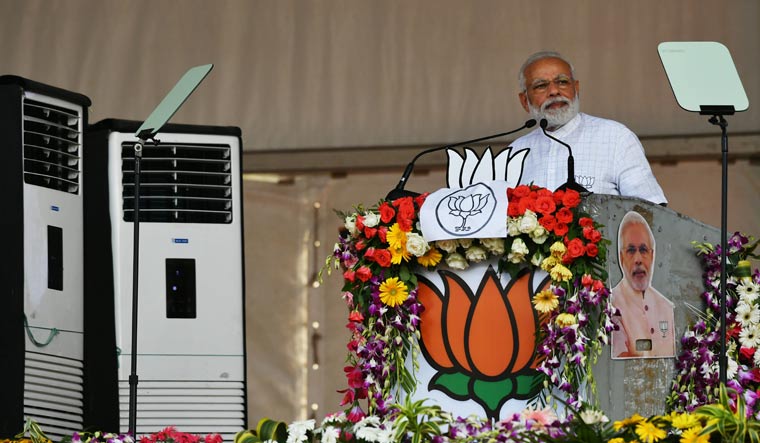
[346,404,366,422]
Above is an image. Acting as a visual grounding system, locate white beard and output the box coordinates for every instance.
[527,94,580,130]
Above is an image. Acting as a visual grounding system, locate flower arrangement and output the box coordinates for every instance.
[137,427,222,443]
[668,232,760,415]
[328,185,614,421]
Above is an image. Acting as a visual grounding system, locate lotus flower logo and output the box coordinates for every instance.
[447,193,489,232]
[417,266,549,419]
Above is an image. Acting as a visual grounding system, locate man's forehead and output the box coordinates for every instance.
[525,57,573,78]
[622,223,652,244]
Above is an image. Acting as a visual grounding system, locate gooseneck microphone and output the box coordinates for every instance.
[539,118,589,194]
[386,119,537,200]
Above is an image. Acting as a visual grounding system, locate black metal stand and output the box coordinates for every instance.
[708,114,730,385]
[127,139,143,435]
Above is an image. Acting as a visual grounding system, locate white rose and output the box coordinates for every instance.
[507,238,529,264]
[518,209,538,234]
[530,250,544,267]
[405,233,430,257]
[530,225,549,244]
[458,238,473,249]
[436,239,459,253]
[465,245,488,263]
[480,238,505,255]
[445,252,469,270]
[507,217,521,237]
[363,211,380,228]
[345,215,359,236]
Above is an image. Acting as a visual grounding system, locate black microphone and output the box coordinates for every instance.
[539,118,589,194]
[386,119,537,200]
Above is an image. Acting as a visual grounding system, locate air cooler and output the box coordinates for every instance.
[0,76,90,439]
[83,119,247,439]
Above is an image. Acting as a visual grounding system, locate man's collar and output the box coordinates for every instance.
[547,112,583,138]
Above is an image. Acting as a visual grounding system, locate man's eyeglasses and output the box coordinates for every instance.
[528,75,574,94]
[624,245,651,257]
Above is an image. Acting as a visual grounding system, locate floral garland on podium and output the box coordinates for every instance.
[329,185,614,421]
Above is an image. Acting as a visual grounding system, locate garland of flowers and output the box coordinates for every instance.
[329,185,614,420]
[667,232,760,415]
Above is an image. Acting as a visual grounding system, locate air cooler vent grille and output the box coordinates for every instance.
[22,99,81,194]
[121,142,233,224]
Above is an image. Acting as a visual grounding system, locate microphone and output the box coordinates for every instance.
[539,118,589,194]
[386,119,537,200]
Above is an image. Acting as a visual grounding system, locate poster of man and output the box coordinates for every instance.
[610,211,676,359]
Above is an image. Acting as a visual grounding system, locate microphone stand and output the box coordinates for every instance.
[539,119,589,194]
[386,119,537,200]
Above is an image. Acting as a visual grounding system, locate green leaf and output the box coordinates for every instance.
[514,372,545,397]
[430,372,470,398]
[472,378,514,415]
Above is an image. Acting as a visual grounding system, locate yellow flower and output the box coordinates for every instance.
[386,223,407,249]
[379,277,409,307]
[635,420,667,443]
[670,412,700,430]
[555,313,576,327]
[540,256,558,272]
[532,289,559,313]
[680,426,710,443]
[550,264,573,282]
[549,241,566,258]
[614,413,646,431]
[608,438,626,443]
[390,244,411,264]
[417,247,443,267]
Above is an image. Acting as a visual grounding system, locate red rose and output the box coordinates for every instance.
[554,222,569,237]
[536,188,553,198]
[512,185,531,198]
[397,216,413,232]
[355,215,365,231]
[581,274,593,287]
[586,243,599,257]
[566,238,585,258]
[556,207,573,224]
[534,196,556,215]
[507,187,514,200]
[364,227,377,239]
[579,217,594,228]
[552,189,565,205]
[348,311,364,323]
[507,202,522,217]
[589,229,602,243]
[377,226,388,243]
[592,279,605,292]
[374,249,392,267]
[354,239,366,251]
[343,269,356,282]
[518,197,536,214]
[539,214,557,231]
[363,247,376,261]
[356,266,372,282]
[378,202,395,224]
[562,189,581,208]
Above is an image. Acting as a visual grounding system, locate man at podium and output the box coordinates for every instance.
[510,51,667,206]
[610,211,676,359]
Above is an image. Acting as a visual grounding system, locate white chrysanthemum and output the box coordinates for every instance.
[363,211,381,228]
[739,325,760,348]
[320,426,340,443]
[287,419,316,443]
[736,301,760,326]
[579,408,609,425]
[738,281,760,302]
[727,357,739,379]
[355,416,383,442]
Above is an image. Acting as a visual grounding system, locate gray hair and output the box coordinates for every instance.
[518,51,576,92]
[617,211,656,253]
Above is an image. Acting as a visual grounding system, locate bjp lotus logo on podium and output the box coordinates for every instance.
[416,265,547,420]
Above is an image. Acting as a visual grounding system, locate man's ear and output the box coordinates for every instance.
[519,92,530,113]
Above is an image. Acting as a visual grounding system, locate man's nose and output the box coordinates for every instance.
[547,82,561,96]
